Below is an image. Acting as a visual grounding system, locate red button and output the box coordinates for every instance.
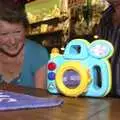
[48,62,56,71]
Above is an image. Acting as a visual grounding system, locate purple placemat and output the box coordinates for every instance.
[0,90,63,111]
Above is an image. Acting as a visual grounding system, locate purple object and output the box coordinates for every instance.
[0,90,63,111]
[63,70,80,88]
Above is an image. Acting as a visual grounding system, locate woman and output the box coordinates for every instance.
[0,0,49,89]
[95,0,120,96]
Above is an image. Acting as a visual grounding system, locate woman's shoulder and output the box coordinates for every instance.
[25,39,42,48]
[24,39,49,69]
[25,39,47,52]
[24,39,49,57]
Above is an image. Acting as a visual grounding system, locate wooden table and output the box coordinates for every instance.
[0,83,120,120]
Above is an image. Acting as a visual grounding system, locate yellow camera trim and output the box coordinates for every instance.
[55,61,91,97]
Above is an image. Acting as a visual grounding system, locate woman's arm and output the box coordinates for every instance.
[34,64,48,89]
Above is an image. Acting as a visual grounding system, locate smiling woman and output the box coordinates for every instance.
[0,21,25,56]
[0,0,49,89]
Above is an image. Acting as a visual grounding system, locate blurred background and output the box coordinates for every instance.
[23,0,109,53]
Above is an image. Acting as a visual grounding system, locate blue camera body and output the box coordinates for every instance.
[47,39,114,97]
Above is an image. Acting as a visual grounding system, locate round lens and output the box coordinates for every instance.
[63,69,80,89]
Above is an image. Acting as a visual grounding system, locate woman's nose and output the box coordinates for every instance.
[8,35,17,45]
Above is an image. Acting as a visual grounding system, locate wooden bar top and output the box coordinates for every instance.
[0,83,119,120]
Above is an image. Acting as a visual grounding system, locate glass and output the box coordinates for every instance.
[63,69,80,89]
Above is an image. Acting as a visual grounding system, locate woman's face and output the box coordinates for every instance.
[0,20,25,56]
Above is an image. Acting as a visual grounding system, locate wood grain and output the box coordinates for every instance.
[0,83,119,120]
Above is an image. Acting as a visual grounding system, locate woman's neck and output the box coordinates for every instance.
[0,49,23,64]
[0,49,24,82]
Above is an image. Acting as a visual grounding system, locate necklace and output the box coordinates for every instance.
[0,49,24,82]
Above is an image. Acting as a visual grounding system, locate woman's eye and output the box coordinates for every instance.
[14,31,21,33]
[0,30,22,37]
[0,33,9,36]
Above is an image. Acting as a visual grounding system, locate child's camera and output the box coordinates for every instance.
[47,39,114,97]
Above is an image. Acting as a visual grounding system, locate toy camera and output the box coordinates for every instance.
[47,39,114,97]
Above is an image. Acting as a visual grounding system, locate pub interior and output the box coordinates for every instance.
[0,0,120,120]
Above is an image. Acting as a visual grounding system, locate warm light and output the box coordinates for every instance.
[48,62,56,71]
[94,35,99,39]
[61,47,65,51]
